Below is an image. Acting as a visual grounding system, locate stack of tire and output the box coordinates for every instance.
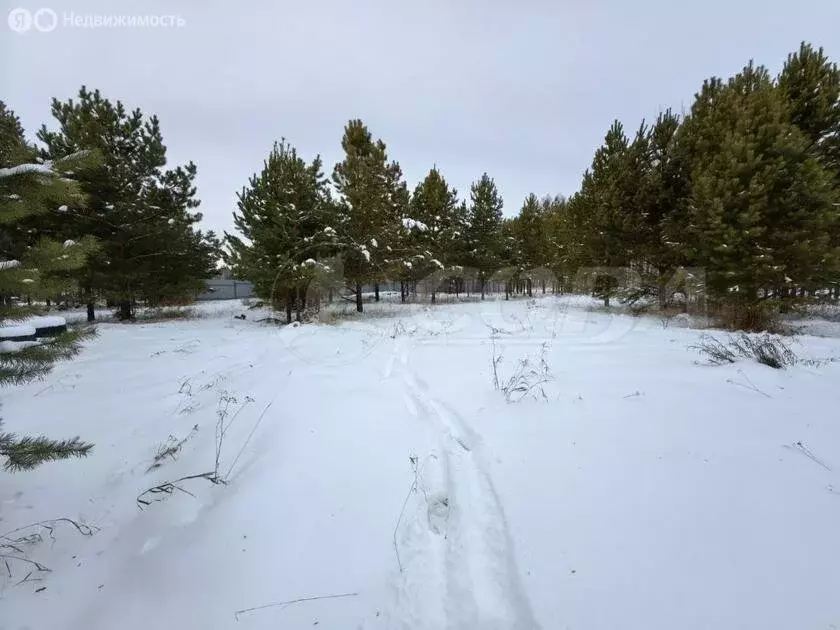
[0,316,68,349]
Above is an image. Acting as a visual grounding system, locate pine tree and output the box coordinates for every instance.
[575,120,634,305]
[497,217,522,300]
[516,194,550,297]
[684,62,840,319]
[37,87,218,320]
[466,173,503,298]
[331,120,396,312]
[642,110,694,305]
[541,195,572,290]
[778,43,840,298]
[778,42,840,174]
[377,159,411,302]
[226,140,334,322]
[548,45,840,323]
[0,101,94,472]
[407,167,459,302]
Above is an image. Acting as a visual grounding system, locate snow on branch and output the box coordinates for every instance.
[0,163,55,179]
[401,218,428,231]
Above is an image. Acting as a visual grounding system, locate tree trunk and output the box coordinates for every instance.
[480,277,486,301]
[374,283,380,302]
[527,278,533,297]
[779,287,790,314]
[295,287,302,322]
[285,289,293,324]
[355,284,363,313]
[118,300,132,321]
[659,279,668,310]
[400,281,406,304]
[83,286,95,322]
[431,290,436,304]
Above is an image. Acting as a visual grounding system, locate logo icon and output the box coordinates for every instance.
[8,7,32,32]
[33,7,57,32]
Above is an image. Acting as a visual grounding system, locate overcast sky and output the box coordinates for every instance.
[3,0,839,236]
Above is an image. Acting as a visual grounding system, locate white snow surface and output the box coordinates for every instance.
[27,316,67,328]
[2,296,840,629]
[0,339,42,353]
[0,324,36,338]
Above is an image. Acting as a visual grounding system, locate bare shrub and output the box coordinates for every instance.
[137,393,269,509]
[713,302,786,333]
[691,335,737,365]
[214,392,254,481]
[133,306,197,322]
[390,321,417,338]
[491,339,553,402]
[145,424,199,473]
[693,333,798,369]
[729,333,798,369]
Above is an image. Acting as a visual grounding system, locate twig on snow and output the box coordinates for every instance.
[13,570,43,587]
[0,518,96,582]
[234,592,358,620]
[136,471,222,508]
[1,518,96,545]
[490,334,503,392]
[224,400,274,481]
[393,456,419,573]
[791,441,832,472]
[726,370,772,398]
[0,554,51,573]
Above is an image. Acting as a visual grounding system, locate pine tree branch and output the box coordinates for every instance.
[1,434,93,472]
[0,361,52,386]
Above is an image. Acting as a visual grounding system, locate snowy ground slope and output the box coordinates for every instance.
[2,296,840,630]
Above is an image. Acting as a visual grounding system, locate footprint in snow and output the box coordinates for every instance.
[427,493,450,536]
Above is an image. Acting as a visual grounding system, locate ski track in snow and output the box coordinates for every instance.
[383,338,541,630]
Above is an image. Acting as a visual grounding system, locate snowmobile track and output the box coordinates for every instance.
[384,340,541,630]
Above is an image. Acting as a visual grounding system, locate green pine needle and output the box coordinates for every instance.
[0,426,93,472]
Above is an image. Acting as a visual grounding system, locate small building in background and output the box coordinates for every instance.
[196,274,255,301]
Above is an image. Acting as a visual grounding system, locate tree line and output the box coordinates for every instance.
[1,42,838,469]
[227,42,840,328]
[1,87,219,322]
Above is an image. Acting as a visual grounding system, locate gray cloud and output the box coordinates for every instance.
[3,0,838,235]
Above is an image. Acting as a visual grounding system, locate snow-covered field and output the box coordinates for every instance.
[2,296,840,629]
